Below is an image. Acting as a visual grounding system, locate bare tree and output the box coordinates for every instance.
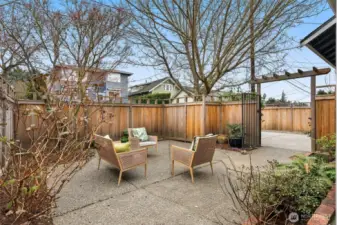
[0,1,41,78]
[126,0,325,95]
[53,0,132,102]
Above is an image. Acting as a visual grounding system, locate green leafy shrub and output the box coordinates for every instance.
[226,124,242,138]
[317,133,336,160]
[137,93,171,104]
[277,155,335,183]
[223,157,335,224]
[255,167,331,215]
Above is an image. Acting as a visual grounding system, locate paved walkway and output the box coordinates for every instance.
[53,139,305,225]
[262,131,311,152]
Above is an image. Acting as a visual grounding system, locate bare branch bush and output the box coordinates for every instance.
[126,0,326,95]
[0,1,131,224]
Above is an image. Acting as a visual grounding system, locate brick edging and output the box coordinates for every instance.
[241,184,336,225]
[307,184,335,225]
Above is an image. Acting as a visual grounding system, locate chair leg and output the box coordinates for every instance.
[156,144,158,152]
[189,167,194,183]
[171,160,175,176]
[97,157,101,170]
[118,171,123,186]
[210,162,214,175]
[144,163,147,178]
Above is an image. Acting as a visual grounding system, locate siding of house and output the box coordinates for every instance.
[151,79,180,97]
[105,74,129,102]
[172,90,194,103]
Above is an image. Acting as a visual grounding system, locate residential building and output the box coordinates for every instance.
[128,77,180,100]
[49,65,132,102]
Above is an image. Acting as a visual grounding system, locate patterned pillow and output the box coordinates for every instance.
[132,127,149,142]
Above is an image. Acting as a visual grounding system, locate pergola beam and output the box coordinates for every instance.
[250,67,331,84]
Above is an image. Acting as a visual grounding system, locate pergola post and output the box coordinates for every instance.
[311,76,316,152]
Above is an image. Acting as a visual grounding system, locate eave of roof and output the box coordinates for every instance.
[53,65,133,76]
[301,16,336,46]
[300,16,336,68]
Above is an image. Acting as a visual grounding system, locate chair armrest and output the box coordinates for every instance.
[118,148,147,170]
[171,145,194,166]
[148,135,158,142]
[129,137,140,149]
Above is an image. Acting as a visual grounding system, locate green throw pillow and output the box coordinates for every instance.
[132,127,149,142]
[114,142,131,153]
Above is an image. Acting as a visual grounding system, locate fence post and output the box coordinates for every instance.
[201,95,206,135]
[290,103,294,132]
[184,97,187,141]
[161,101,165,138]
[219,97,223,134]
[129,99,133,128]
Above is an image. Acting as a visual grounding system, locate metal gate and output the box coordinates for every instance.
[242,93,261,148]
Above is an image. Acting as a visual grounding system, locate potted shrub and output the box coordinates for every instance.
[227,124,243,148]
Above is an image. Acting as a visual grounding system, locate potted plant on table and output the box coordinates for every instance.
[227,123,243,148]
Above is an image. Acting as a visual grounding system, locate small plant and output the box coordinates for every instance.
[226,124,242,138]
[317,133,336,161]
[120,129,129,143]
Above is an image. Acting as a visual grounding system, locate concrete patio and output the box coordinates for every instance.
[53,137,309,225]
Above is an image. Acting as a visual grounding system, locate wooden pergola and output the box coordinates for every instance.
[250,67,331,152]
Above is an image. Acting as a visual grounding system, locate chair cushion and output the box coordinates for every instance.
[114,142,131,153]
[139,141,157,147]
[132,127,149,142]
[190,133,215,151]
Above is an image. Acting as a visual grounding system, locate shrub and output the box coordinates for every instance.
[222,157,334,224]
[317,133,336,160]
[137,93,171,104]
[226,124,242,138]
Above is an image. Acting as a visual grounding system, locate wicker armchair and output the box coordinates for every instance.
[170,135,217,183]
[94,134,148,186]
[128,128,158,152]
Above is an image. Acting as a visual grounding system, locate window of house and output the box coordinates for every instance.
[109,90,121,98]
[164,84,173,91]
[107,73,121,82]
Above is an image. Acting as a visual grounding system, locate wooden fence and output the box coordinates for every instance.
[15,101,244,145]
[316,96,336,138]
[262,106,311,132]
[261,96,335,139]
[15,95,335,147]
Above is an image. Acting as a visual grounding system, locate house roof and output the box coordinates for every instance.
[129,77,171,96]
[53,65,133,76]
[300,16,336,68]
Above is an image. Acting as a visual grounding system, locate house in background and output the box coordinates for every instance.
[128,77,181,101]
[49,65,132,102]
